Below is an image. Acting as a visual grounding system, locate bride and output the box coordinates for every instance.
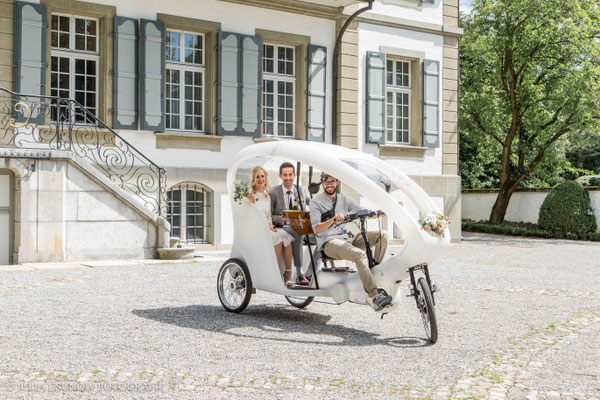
[247,166,295,287]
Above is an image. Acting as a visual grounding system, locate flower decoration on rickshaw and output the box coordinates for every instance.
[419,212,450,238]
[233,181,250,204]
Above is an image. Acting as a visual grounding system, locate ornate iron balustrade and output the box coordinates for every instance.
[0,88,166,216]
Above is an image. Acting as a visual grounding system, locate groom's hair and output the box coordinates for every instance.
[279,162,295,174]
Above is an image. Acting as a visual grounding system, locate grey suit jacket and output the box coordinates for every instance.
[270,184,310,228]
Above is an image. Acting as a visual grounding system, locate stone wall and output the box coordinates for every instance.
[2,154,161,263]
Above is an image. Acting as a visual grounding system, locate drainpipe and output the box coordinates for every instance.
[331,0,373,145]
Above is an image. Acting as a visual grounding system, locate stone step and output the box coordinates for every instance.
[169,237,181,248]
[157,247,195,260]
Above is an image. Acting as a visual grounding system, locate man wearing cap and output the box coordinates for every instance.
[309,172,391,312]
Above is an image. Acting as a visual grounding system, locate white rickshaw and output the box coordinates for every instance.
[217,141,449,343]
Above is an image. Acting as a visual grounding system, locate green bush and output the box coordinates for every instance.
[462,220,600,241]
[589,177,600,187]
[538,181,597,237]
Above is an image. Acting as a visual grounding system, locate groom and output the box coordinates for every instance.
[270,162,311,286]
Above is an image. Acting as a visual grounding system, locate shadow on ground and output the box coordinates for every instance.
[133,304,428,348]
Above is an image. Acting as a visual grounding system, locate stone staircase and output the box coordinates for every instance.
[157,236,195,260]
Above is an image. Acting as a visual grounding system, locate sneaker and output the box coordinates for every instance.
[370,293,392,312]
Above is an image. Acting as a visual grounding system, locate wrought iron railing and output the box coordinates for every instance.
[0,88,166,217]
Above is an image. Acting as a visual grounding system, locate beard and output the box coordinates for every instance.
[324,186,336,196]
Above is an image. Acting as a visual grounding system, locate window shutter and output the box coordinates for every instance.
[217,31,261,137]
[306,45,327,142]
[113,17,138,130]
[13,1,47,124]
[365,51,385,144]
[240,35,262,137]
[217,31,241,135]
[139,19,165,131]
[422,59,440,148]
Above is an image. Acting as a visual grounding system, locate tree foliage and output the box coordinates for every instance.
[459,0,600,222]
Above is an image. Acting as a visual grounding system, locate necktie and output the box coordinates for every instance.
[287,190,293,210]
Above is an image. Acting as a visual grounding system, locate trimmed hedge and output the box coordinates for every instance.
[538,181,597,236]
[462,220,600,241]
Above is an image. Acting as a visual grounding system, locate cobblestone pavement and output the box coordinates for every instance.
[0,233,599,399]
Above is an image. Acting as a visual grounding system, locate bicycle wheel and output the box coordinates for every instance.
[217,258,252,313]
[417,277,438,344]
[285,296,314,309]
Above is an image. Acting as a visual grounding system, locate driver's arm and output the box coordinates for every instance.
[313,214,345,234]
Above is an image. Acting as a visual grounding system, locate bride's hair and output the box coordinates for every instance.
[249,166,271,194]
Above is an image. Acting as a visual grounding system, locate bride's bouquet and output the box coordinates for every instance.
[233,181,250,204]
[419,212,450,238]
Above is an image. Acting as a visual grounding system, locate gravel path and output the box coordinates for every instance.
[0,233,599,399]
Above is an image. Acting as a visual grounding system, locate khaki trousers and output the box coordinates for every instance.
[323,230,388,298]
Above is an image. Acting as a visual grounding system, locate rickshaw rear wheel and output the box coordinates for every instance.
[217,258,252,313]
[284,296,314,309]
[417,277,438,344]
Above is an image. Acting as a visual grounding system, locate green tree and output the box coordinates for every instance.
[460,0,600,222]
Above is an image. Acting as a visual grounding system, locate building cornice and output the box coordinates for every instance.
[356,12,464,37]
[217,0,341,20]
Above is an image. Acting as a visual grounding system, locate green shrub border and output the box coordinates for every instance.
[462,219,600,242]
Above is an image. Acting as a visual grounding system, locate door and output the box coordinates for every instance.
[0,169,14,264]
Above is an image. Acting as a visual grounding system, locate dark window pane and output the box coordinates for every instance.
[75,59,85,74]
[87,20,96,35]
[59,74,69,90]
[75,75,84,90]
[75,18,85,34]
[51,15,58,30]
[185,86,193,100]
[86,93,95,108]
[75,91,84,104]
[194,87,202,101]
[86,76,95,91]
[60,16,69,32]
[51,56,58,71]
[51,32,58,47]
[194,102,201,115]
[184,71,193,85]
[195,117,202,130]
[194,50,202,64]
[87,36,96,52]
[172,190,181,201]
[86,60,95,74]
[59,33,69,48]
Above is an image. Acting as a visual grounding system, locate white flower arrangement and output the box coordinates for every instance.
[233,181,250,204]
[419,212,450,238]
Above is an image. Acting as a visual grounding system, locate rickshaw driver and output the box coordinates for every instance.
[309,172,392,312]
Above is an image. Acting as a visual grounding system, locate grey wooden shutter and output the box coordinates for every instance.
[423,0,435,3]
[13,1,47,124]
[139,19,165,131]
[217,31,261,137]
[422,59,440,148]
[306,45,327,142]
[113,17,138,130]
[217,31,241,135]
[365,51,385,144]
[240,35,261,137]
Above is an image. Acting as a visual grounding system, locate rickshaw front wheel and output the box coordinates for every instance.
[285,296,314,309]
[217,258,252,313]
[417,277,438,344]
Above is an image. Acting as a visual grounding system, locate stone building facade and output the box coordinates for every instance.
[0,0,462,264]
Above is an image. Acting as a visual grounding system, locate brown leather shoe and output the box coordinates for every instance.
[296,274,310,286]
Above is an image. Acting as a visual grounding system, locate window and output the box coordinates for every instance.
[167,183,209,244]
[50,13,98,123]
[385,59,411,144]
[262,43,295,137]
[165,30,205,132]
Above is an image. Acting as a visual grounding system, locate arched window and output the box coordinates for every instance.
[167,183,209,244]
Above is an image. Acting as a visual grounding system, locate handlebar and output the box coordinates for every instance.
[345,209,383,223]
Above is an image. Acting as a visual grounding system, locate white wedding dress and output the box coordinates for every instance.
[253,191,294,247]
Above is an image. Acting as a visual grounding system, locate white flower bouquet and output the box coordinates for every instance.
[419,212,450,238]
[233,181,250,204]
